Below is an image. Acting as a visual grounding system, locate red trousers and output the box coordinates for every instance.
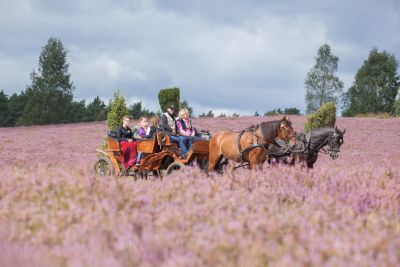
[120,140,138,169]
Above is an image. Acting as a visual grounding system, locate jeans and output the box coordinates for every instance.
[181,136,194,151]
[137,152,142,163]
[169,135,188,156]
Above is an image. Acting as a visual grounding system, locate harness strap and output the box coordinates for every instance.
[313,134,332,152]
[240,144,268,160]
[237,126,268,163]
[273,137,290,151]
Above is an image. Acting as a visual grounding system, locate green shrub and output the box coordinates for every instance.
[304,102,336,132]
[158,87,180,112]
[107,91,128,131]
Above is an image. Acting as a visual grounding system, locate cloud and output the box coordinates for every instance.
[0,0,399,115]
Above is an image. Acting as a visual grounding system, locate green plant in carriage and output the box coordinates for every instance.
[158,87,180,112]
[107,91,128,130]
[304,102,336,132]
[100,91,129,151]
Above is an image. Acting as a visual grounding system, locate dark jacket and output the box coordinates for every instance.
[116,125,134,142]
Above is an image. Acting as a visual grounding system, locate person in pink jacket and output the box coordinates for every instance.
[176,108,196,152]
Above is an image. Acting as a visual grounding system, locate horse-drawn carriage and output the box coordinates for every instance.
[94,116,346,177]
[94,131,210,178]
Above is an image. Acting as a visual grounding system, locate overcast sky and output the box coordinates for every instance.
[1,0,399,115]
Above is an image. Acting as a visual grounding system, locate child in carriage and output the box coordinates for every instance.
[136,116,149,139]
[135,116,160,165]
[135,116,149,166]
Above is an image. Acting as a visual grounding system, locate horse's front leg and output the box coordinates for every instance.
[248,149,267,170]
[306,154,318,169]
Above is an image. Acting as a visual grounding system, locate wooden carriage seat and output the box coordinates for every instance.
[137,135,160,154]
[107,137,120,151]
[106,137,123,163]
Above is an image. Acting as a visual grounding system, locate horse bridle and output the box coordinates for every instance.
[279,123,296,146]
[325,132,343,153]
[312,132,343,155]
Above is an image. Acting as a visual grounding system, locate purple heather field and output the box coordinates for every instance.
[0,116,399,267]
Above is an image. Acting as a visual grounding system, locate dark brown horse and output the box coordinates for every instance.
[208,116,296,172]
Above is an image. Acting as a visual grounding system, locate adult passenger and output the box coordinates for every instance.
[160,105,188,159]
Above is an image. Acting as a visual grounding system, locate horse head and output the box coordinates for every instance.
[327,126,345,159]
[278,116,297,147]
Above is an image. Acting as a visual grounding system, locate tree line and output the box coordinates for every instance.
[304,44,400,116]
[1,38,399,128]
[0,38,156,127]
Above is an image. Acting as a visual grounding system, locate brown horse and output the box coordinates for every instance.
[208,116,296,172]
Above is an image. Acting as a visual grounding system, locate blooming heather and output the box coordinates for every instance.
[0,116,399,267]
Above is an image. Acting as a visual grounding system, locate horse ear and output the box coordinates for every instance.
[342,128,346,134]
[282,115,288,121]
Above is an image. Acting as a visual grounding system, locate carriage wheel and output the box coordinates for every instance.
[94,157,115,176]
[166,161,185,175]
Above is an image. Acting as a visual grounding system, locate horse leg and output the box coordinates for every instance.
[307,154,317,169]
[248,149,266,170]
[208,144,222,172]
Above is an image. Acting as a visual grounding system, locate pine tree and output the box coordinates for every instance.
[67,100,86,123]
[128,101,143,119]
[21,37,74,125]
[107,91,128,130]
[86,96,107,121]
[7,91,28,126]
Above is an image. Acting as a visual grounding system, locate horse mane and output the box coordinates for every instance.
[260,119,292,141]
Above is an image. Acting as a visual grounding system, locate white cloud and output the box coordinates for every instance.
[0,0,399,115]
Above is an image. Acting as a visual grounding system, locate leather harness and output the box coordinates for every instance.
[236,125,269,163]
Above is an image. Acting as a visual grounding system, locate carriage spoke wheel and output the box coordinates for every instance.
[166,161,185,175]
[94,157,115,176]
